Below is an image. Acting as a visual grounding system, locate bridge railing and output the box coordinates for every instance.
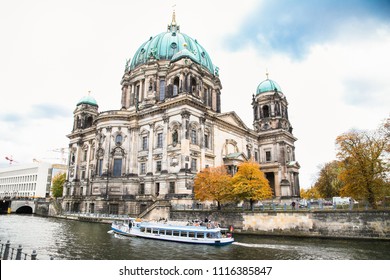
[0,240,51,260]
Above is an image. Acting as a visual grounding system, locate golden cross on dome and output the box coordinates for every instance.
[171,4,177,26]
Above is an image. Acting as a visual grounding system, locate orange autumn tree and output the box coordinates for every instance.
[232,160,273,209]
[194,166,233,210]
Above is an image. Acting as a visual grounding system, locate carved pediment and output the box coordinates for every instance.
[217,112,249,130]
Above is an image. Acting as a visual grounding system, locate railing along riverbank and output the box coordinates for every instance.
[0,240,49,260]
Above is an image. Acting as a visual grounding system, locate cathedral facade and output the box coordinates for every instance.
[63,14,300,215]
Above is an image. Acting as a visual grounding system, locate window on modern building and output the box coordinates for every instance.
[191,129,197,144]
[159,80,165,101]
[169,182,175,194]
[157,133,163,148]
[115,135,123,145]
[265,151,272,162]
[140,163,146,174]
[113,158,122,177]
[156,161,162,172]
[142,136,148,150]
[191,158,197,172]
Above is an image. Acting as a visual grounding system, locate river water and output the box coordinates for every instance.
[1,214,389,260]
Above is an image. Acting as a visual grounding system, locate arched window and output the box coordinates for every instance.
[262,105,270,118]
[172,130,178,145]
[190,129,197,145]
[76,117,82,129]
[159,79,165,101]
[173,77,179,96]
[85,116,93,128]
[113,158,122,177]
[115,134,123,145]
[190,77,197,94]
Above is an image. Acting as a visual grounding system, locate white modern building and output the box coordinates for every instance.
[0,162,66,199]
[63,13,300,215]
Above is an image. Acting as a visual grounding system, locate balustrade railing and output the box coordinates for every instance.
[0,240,50,260]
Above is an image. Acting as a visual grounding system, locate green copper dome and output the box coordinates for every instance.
[130,15,215,75]
[77,95,98,107]
[256,79,282,95]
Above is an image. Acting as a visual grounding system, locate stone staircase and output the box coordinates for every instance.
[138,200,171,220]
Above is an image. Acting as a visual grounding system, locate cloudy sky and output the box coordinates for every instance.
[1,0,389,188]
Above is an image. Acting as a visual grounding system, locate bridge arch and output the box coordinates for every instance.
[15,205,33,214]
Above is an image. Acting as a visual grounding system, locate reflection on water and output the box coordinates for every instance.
[0,214,389,260]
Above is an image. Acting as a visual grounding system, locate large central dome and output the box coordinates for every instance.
[129,13,215,74]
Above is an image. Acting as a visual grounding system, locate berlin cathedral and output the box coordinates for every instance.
[63,12,300,215]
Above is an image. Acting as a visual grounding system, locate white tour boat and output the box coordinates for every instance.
[111,218,234,245]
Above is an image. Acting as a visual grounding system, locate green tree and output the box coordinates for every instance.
[314,160,344,198]
[194,166,233,210]
[232,160,273,209]
[336,125,389,208]
[51,172,66,198]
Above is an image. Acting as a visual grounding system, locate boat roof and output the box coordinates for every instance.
[140,222,222,233]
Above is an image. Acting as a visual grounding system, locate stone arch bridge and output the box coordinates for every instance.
[0,199,50,214]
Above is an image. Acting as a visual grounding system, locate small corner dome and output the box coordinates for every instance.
[77,95,98,107]
[256,79,282,95]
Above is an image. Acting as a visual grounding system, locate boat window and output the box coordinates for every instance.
[189,232,195,238]
[166,230,172,235]
[152,228,159,234]
[146,228,152,234]
[198,233,205,239]
[173,231,180,237]
[140,228,145,233]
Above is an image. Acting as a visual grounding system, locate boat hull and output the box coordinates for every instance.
[111,225,234,246]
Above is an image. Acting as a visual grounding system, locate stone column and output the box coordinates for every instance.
[162,114,169,172]
[199,116,206,168]
[129,127,139,175]
[274,171,280,197]
[147,123,154,174]
[180,110,191,170]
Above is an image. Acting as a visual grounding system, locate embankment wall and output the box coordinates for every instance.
[170,210,390,240]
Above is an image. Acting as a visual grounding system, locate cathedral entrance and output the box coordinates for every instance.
[265,172,275,196]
